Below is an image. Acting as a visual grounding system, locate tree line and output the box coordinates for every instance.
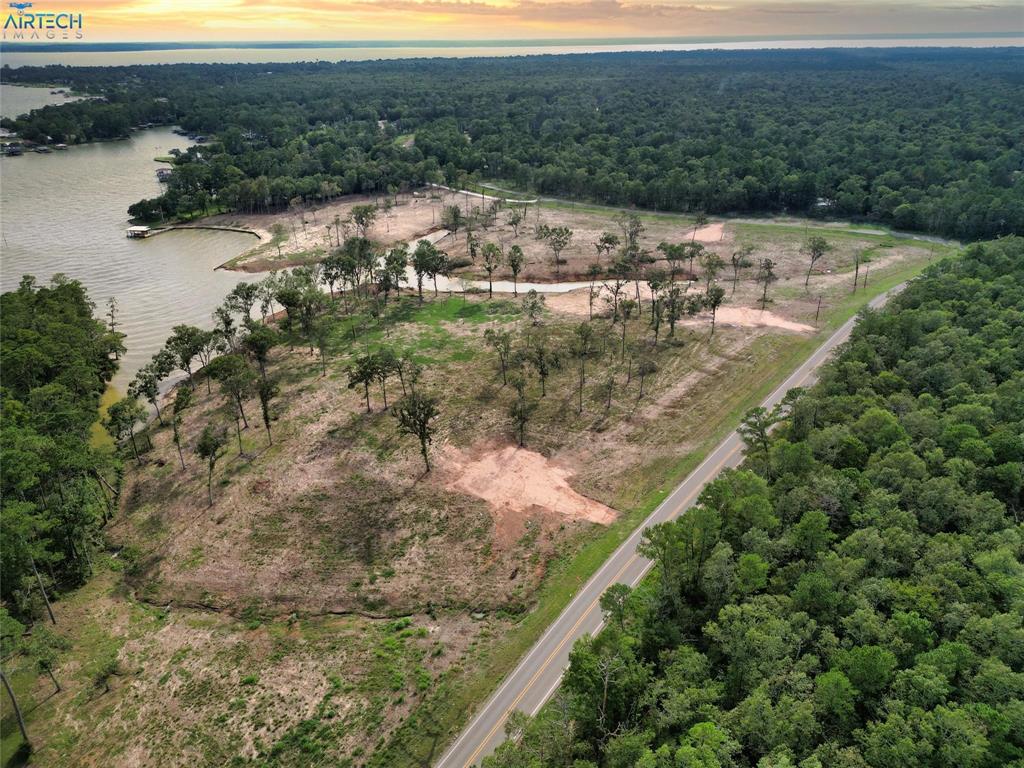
[1,276,124,619]
[3,48,1022,240]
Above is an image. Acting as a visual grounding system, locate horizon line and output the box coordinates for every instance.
[2,31,1023,54]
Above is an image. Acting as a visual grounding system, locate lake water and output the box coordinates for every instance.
[0,83,82,119]
[0,85,256,390]
[2,36,1019,67]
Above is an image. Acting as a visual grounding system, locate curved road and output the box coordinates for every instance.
[436,283,906,767]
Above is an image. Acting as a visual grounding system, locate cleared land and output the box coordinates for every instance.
[2,198,954,767]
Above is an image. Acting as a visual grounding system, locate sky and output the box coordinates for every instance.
[12,0,1024,42]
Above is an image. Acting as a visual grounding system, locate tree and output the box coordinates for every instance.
[664,285,683,338]
[506,245,525,296]
[738,405,779,476]
[599,258,629,320]
[510,393,536,447]
[322,250,344,299]
[206,354,256,432]
[106,296,122,360]
[195,424,227,506]
[194,329,224,394]
[636,355,658,398]
[428,248,450,296]
[24,624,68,694]
[619,298,636,360]
[166,324,206,390]
[657,241,686,282]
[396,352,422,396]
[375,348,399,409]
[384,244,409,301]
[227,281,260,320]
[521,289,546,326]
[481,242,503,298]
[0,669,30,754]
[706,285,726,335]
[528,336,561,396]
[756,258,778,310]
[298,285,325,355]
[691,211,708,241]
[837,645,898,699]
[546,226,573,276]
[392,391,439,472]
[332,213,343,245]
[803,235,832,287]
[683,242,705,286]
[814,670,858,736]
[128,363,166,426]
[441,204,463,236]
[586,262,603,320]
[212,304,238,352]
[730,245,754,294]
[104,396,147,463]
[257,273,279,320]
[242,325,278,380]
[484,328,513,385]
[597,232,621,263]
[348,353,378,412]
[852,248,865,293]
[570,322,596,414]
[412,239,435,302]
[507,207,525,237]
[699,251,725,292]
[615,212,644,252]
[257,379,279,445]
[600,583,631,632]
[350,203,377,237]
[313,320,331,376]
[171,386,192,470]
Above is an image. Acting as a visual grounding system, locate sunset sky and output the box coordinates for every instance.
[15,0,1024,42]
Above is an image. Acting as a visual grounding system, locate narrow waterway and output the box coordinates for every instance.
[1,85,256,390]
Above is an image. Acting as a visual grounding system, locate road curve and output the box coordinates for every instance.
[435,284,906,768]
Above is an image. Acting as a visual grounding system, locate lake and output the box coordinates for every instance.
[0,83,82,119]
[0,85,256,391]
[2,35,1019,67]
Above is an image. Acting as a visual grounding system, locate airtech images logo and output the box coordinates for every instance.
[3,2,85,40]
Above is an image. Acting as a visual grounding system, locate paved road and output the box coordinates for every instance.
[435,284,905,768]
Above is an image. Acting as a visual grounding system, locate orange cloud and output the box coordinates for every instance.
[27,0,1024,41]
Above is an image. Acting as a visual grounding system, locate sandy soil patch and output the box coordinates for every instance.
[692,222,725,242]
[440,443,616,543]
[208,190,464,271]
[544,286,813,332]
[704,306,813,333]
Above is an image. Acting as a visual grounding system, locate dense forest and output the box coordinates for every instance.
[3,47,1023,240]
[485,236,1024,768]
[0,277,123,617]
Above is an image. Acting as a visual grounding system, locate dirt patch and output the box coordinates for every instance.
[544,286,813,332]
[208,189,464,271]
[440,443,616,543]
[701,306,813,333]
[692,222,725,242]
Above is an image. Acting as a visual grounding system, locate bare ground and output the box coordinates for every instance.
[440,443,616,546]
